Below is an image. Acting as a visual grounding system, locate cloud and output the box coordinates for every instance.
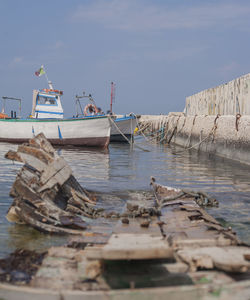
[70,0,250,32]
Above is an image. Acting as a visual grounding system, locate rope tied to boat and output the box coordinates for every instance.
[108,116,150,152]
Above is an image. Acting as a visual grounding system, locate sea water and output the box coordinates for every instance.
[0,137,249,258]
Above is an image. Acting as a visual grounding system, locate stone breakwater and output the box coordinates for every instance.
[138,113,250,165]
[185,73,250,116]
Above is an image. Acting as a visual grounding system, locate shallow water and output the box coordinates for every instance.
[0,137,249,258]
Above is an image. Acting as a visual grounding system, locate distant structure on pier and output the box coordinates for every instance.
[185,73,250,115]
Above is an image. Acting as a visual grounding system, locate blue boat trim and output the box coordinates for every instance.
[58,125,63,139]
[35,110,64,115]
[0,116,108,123]
[36,103,58,107]
[115,116,136,122]
[38,94,57,99]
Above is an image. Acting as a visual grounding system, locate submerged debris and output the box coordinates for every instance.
[150,177,219,208]
[0,249,46,284]
[121,218,129,224]
[140,219,150,228]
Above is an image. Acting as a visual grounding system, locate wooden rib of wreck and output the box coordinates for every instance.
[5,132,106,235]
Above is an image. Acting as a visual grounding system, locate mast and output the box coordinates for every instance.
[42,65,54,89]
[110,82,115,114]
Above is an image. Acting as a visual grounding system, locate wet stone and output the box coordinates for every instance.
[140,220,150,228]
[127,203,139,212]
[121,218,129,224]
[10,270,30,283]
[121,212,129,218]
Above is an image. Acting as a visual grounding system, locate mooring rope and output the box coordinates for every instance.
[134,116,154,143]
[108,116,150,152]
[134,116,165,145]
[173,115,220,154]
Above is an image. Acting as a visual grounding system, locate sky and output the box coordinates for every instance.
[1,0,250,117]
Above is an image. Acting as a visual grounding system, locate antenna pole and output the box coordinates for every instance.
[110,82,115,114]
[42,65,54,89]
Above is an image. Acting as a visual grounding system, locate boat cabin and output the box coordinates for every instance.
[31,89,64,119]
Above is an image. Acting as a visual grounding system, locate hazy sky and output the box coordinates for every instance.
[1,0,250,116]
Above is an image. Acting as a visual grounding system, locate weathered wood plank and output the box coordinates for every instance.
[176,246,250,272]
[40,157,70,184]
[17,152,47,172]
[15,203,87,235]
[86,233,173,260]
[71,188,96,205]
[5,150,23,163]
[29,132,56,155]
[18,144,54,164]
[113,218,163,236]
[38,165,72,192]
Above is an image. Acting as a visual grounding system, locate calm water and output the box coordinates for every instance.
[0,137,250,258]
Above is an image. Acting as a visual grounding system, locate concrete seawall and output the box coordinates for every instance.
[139,73,250,165]
[138,114,250,165]
[185,73,250,115]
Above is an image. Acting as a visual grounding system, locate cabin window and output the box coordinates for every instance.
[37,96,57,105]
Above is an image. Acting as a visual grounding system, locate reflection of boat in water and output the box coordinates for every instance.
[75,83,138,143]
[0,67,110,148]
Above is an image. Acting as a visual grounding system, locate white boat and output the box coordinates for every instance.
[75,91,138,143]
[0,87,111,148]
[109,114,137,143]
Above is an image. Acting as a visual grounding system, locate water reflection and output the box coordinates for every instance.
[59,147,110,191]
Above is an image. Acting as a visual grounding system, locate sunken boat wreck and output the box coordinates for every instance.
[0,133,250,299]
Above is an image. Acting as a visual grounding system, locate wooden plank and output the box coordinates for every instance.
[18,152,47,172]
[38,165,72,192]
[113,218,163,236]
[176,246,250,273]
[40,157,70,185]
[71,188,96,205]
[86,233,173,260]
[29,132,56,155]
[18,145,54,164]
[68,234,110,245]
[15,204,86,235]
[4,150,23,163]
[173,237,232,248]
[160,203,237,246]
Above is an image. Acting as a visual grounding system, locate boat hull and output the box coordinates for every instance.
[0,116,111,148]
[110,116,137,143]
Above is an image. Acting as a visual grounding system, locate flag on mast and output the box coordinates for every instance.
[35,65,45,77]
